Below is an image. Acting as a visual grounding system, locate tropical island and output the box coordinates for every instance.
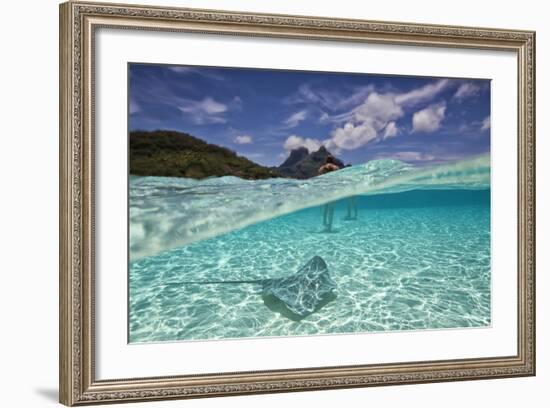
[129,130,346,180]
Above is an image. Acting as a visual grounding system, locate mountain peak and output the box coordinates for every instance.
[278,145,344,179]
[280,146,309,168]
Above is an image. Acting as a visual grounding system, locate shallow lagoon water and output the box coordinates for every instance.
[129,188,490,343]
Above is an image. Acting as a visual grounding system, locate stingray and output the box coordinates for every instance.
[161,256,337,318]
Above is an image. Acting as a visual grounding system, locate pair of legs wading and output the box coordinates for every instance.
[323,202,335,232]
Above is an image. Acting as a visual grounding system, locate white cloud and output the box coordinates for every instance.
[353,93,404,125]
[199,97,227,114]
[395,79,449,106]
[338,86,375,110]
[323,80,449,151]
[327,123,377,151]
[234,135,253,144]
[456,116,491,136]
[283,135,323,153]
[454,82,481,100]
[286,84,336,110]
[287,83,375,112]
[129,99,140,114]
[325,92,403,151]
[412,103,446,133]
[383,122,399,139]
[481,116,491,131]
[178,97,228,124]
[284,110,308,128]
[295,84,322,105]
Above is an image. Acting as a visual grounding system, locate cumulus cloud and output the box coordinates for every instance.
[324,92,403,151]
[383,121,399,139]
[178,97,228,124]
[322,80,449,151]
[198,97,226,114]
[454,82,481,100]
[481,116,491,131]
[283,135,323,153]
[284,110,308,128]
[234,135,253,144]
[327,123,377,151]
[412,103,446,133]
[353,93,404,125]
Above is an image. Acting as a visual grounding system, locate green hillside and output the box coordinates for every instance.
[129,130,280,179]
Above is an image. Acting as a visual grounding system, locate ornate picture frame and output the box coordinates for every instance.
[59,1,535,405]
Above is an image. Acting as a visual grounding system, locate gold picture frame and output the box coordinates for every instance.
[59,1,536,405]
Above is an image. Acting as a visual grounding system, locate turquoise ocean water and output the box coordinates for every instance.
[129,156,491,343]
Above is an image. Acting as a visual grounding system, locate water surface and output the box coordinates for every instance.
[129,157,491,343]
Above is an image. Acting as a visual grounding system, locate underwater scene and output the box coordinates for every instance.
[129,156,491,343]
[128,63,491,343]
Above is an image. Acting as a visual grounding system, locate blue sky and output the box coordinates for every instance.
[129,63,490,167]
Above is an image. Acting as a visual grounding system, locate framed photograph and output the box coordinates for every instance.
[59,1,536,405]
